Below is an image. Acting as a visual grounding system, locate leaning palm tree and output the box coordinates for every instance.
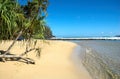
[0,0,49,64]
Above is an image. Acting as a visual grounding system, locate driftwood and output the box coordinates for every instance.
[0,55,35,64]
[0,30,40,64]
[0,49,36,64]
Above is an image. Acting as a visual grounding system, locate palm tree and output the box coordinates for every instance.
[0,0,49,64]
[0,0,18,40]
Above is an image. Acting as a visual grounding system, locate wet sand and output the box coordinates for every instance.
[0,40,92,79]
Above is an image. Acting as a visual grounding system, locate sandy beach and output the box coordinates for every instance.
[0,40,92,79]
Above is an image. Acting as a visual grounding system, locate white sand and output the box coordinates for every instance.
[0,40,92,79]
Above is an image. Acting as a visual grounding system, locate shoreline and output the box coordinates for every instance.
[74,40,120,79]
[0,40,92,79]
[50,37,120,40]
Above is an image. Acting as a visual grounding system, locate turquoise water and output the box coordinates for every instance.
[73,40,120,79]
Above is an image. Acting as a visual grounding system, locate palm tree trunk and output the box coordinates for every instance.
[3,31,23,56]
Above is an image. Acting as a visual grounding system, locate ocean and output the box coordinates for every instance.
[73,40,120,79]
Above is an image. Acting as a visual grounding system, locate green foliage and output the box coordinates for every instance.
[33,24,53,39]
[0,0,21,40]
[43,25,53,39]
[0,0,50,40]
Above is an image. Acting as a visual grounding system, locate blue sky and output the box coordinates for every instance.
[46,0,120,37]
[19,0,120,37]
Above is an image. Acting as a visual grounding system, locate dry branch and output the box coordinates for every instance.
[0,55,35,64]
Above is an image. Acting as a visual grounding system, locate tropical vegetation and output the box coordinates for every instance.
[0,0,52,64]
